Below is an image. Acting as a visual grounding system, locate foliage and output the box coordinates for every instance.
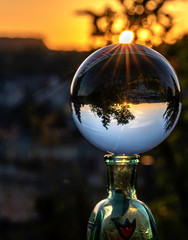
[76,1,188,239]
[76,0,175,48]
[151,36,188,240]
[0,31,188,240]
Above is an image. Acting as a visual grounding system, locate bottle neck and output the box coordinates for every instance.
[105,154,140,200]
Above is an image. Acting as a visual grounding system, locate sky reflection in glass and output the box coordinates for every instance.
[71,44,181,155]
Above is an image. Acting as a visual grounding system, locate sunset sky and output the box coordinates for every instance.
[0,0,188,50]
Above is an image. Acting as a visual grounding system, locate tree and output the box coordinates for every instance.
[75,1,188,239]
[76,0,176,48]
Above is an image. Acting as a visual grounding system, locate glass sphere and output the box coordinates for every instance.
[70,44,181,155]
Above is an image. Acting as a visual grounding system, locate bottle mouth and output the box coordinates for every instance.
[104,153,140,165]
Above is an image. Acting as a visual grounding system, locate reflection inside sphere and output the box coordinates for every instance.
[71,44,181,155]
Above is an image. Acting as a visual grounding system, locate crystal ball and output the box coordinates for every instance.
[70,44,181,155]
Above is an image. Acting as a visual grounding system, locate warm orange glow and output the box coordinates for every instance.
[119,30,134,44]
[141,155,154,165]
[0,0,187,50]
[146,0,157,11]
[112,18,125,33]
[137,29,151,42]
[135,4,144,15]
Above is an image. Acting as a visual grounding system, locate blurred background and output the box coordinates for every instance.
[0,0,188,239]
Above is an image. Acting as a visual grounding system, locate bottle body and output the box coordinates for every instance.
[87,196,157,240]
[87,155,158,240]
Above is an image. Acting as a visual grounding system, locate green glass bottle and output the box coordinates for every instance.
[87,154,158,240]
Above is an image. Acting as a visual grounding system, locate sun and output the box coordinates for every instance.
[119,30,134,44]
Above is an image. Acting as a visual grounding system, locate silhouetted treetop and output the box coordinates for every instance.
[76,0,176,48]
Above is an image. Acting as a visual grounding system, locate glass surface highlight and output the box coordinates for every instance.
[70,44,181,155]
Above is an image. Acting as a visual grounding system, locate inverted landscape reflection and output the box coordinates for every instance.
[71,44,181,154]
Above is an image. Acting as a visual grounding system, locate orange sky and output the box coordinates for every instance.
[0,0,188,50]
